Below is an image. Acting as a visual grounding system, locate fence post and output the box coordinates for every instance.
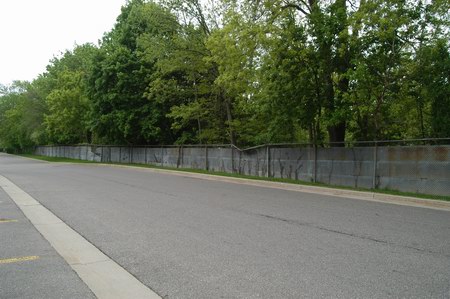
[313,144,318,183]
[177,146,181,168]
[231,145,235,173]
[372,141,378,189]
[161,146,164,167]
[144,147,148,164]
[266,145,271,178]
[130,146,133,164]
[238,150,242,175]
[205,146,209,171]
[181,146,184,168]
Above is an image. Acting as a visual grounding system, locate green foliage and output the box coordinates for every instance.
[1,0,449,151]
[44,44,97,144]
[87,1,182,145]
[0,81,47,152]
[422,40,450,138]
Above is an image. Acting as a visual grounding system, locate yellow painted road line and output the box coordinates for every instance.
[0,219,18,223]
[0,256,40,265]
[0,175,160,299]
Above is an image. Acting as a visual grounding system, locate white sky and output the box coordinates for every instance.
[0,0,127,86]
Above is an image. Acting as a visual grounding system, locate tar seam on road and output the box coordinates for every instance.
[0,175,161,299]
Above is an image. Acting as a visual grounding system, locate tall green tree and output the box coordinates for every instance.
[418,40,450,138]
[157,0,238,144]
[44,44,97,144]
[0,80,48,152]
[2,0,449,151]
[88,1,179,144]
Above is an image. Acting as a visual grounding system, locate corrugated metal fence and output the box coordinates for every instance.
[35,140,450,196]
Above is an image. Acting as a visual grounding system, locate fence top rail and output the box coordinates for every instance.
[37,144,233,149]
[36,137,450,151]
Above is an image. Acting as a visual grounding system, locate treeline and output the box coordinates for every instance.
[1,0,449,152]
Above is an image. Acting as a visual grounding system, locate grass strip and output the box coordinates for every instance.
[19,154,450,202]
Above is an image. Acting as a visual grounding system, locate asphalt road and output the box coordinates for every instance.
[1,153,449,298]
[0,167,95,298]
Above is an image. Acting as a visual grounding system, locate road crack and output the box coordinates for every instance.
[256,213,449,258]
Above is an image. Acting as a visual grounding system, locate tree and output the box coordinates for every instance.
[0,80,48,152]
[346,0,450,141]
[156,0,239,145]
[44,44,97,144]
[419,40,450,138]
[2,0,449,151]
[87,1,180,144]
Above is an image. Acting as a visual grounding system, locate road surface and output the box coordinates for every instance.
[1,153,449,298]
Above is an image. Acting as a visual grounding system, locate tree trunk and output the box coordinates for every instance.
[225,99,235,145]
[328,0,350,146]
[328,122,346,146]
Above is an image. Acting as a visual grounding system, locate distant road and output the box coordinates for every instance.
[1,154,449,298]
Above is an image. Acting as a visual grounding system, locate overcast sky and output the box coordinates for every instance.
[0,0,127,86]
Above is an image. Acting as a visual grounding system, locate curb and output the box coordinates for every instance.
[84,162,450,212]
[8,154,450,212]
[0,174,161,299]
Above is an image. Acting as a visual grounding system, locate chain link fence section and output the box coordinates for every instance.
[35,139,450,197]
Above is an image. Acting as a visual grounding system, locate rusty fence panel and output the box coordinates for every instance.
[34,139,450,197]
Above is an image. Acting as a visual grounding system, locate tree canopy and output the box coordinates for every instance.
[1,0,449,152]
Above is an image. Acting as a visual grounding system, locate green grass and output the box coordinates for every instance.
[18,154,450,202]
[19,154,97,163]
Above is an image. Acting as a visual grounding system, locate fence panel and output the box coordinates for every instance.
[270,147,313,181]
[316,147,374,189]
[34,143,450,197]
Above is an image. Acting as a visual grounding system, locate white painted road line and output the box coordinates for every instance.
[0,175,161,299]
